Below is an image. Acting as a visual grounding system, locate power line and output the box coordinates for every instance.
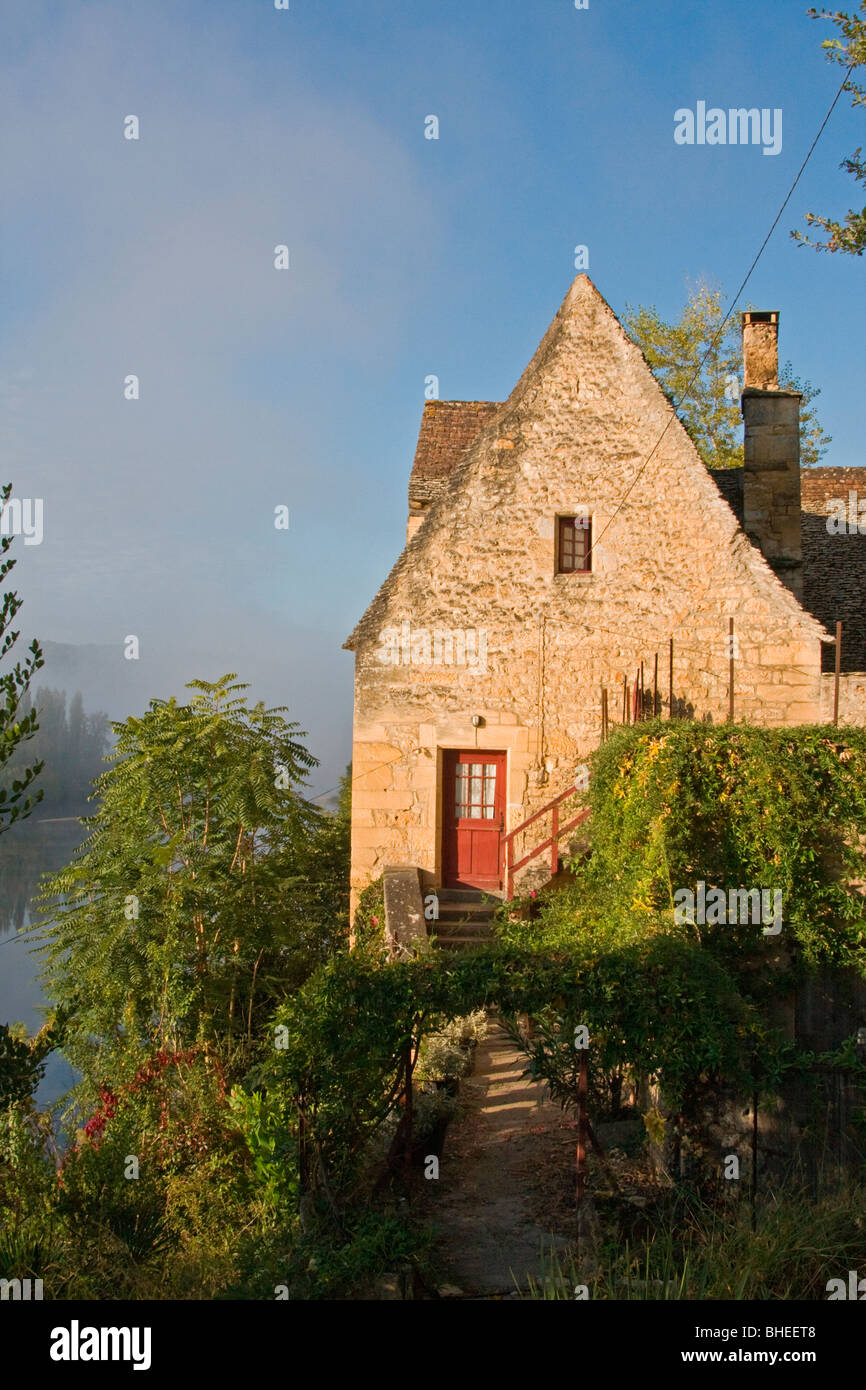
[338,78,858,751]
[310,758,398,804]
[309,785,342,803]
[589,62,857,564]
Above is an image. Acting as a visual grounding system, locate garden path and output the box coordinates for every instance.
[423,1021,577,1297]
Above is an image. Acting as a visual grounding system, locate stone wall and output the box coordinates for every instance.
[346,278,832,910]
[678,967,866,1190]
[742,388,803,601]
[821,672,866,726]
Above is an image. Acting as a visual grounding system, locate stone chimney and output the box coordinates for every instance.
[740,311,803,601]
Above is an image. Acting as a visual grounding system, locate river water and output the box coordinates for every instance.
[0,820,84,1107]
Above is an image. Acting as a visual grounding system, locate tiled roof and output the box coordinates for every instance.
[707,466,743,520]
[407,400,501,505]
[709,465,866,671]
[801,468,866,672]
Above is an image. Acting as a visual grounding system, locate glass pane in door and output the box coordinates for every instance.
[482,765,497,818]
[455,759,500,818]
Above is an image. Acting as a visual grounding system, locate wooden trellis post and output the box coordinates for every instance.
[576,1049,588,1206]
[729,617,735,723]
[404,1041,414,1178]
[298,1099,309,1203]
[653,653,659,717]
[669,638,674,719]
[834,621,842,726]
[751,1083,759,1233]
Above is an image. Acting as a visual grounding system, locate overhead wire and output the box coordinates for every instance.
[588,62,857,565]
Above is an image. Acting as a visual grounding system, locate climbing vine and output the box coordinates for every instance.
[255,724,866,1207]
[578,721,866,979]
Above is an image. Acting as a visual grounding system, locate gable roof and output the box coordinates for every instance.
[345,274,830,654]
[408,401,501,506]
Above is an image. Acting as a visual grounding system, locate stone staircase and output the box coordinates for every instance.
[430,888,500,951]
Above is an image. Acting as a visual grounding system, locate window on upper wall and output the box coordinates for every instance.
[556,514,592,574]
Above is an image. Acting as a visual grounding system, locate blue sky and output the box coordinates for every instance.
[1,0,863,793]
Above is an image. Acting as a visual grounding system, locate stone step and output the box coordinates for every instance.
[431,887,499,949]
[432,934,495,952]
[435,916,497,935]
[431,918,496,951]
[436,901,496,921]
[436,888,491,903]
[434,919,495,937]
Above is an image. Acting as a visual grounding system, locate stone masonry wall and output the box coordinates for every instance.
[821,672,866,726]
[347,279,833,910]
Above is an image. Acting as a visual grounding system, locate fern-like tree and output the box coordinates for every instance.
[34,675,340,1091]
[283,763,351,955]
[623,283,831,469]
[0,481,47,1106]
[0,481,44,833]
[792,3,866,256]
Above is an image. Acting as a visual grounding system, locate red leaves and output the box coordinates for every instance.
[81,1084,119,1143]
[127,1048,189,1094]
[77,1047,197,1151]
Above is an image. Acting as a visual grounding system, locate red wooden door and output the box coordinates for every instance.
[442,750,506,890]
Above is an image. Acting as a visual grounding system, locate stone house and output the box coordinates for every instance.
[344,275,865,910]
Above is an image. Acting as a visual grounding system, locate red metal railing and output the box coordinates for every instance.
[503,783,590,900]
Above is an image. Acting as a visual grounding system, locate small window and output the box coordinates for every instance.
[557,514,592,573]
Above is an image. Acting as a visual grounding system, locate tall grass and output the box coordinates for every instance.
[522,1185,866,1299]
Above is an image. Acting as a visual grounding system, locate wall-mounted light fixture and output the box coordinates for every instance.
[471,715,484,727]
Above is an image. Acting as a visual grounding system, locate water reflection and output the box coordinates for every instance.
[0,818,86,1107]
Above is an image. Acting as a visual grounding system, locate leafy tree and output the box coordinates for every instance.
[624,284,831,469]
[34,675,338,1091]
[289,763,351,954]
[792,3,866,256]
[0,481,44,833]
[0,1024,46,1108]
